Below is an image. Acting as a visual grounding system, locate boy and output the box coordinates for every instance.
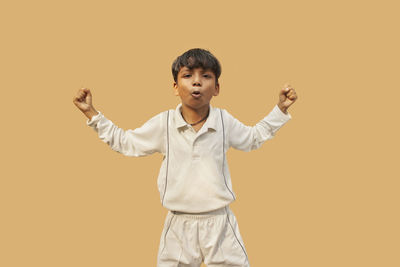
[73,48,297,266]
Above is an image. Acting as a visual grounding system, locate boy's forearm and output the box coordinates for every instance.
[83,107,99,120]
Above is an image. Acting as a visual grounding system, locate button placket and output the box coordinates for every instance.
[192,140,200,160]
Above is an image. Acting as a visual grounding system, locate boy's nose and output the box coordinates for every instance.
[192,81,201,86]
[192,75,201,86]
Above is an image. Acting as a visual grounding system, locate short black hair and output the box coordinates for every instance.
[172,48,221,85]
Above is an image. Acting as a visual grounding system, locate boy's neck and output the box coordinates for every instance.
[180,104,210,125]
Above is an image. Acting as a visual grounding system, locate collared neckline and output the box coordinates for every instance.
[174,103,218,131]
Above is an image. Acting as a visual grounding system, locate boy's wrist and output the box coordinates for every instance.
[83,107,99,120]
[277,103,288,114]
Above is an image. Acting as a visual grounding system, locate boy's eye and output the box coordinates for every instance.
[182,73,212,78]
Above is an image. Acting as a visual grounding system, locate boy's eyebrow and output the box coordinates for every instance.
[180,68,213,73]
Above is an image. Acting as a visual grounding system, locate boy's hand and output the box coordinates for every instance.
[73,88,98,119]
[278,83,298,114]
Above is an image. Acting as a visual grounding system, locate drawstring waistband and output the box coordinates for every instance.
[170,206,229,219]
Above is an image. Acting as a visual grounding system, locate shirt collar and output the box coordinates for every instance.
[174,103,218,131]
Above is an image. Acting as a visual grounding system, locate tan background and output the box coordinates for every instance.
[1,0,399,266]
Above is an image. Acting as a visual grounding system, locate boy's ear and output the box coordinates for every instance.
[213,83,220,96]
[173,82,179,96]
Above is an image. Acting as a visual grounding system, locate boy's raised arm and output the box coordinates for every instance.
[73,88,165,157]
[226,84,297,152]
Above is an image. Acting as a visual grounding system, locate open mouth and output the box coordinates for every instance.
[191,91,201,98]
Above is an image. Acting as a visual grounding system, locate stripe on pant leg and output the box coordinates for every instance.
[225,207,248,262]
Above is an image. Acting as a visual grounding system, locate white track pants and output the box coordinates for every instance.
[157,206,250,267]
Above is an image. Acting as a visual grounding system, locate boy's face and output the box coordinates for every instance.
[173,67,220,111]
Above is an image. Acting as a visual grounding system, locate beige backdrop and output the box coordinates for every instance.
[1,0,399,266]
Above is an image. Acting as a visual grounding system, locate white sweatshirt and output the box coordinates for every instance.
[87,103,292,213]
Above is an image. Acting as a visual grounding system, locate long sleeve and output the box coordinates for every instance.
[224,105,292,151]
[86,111,166,157]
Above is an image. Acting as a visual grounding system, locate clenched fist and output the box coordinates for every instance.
[73,88,98,119]
[278,83,298,114]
